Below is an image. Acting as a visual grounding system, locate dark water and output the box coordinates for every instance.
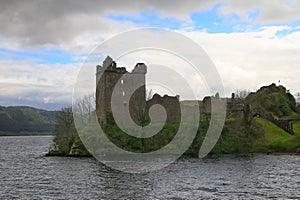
[0,136,299,199]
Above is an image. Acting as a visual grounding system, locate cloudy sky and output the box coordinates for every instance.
[1,0,300,110]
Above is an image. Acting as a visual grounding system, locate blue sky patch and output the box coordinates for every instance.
[0,47,84,65]
[106,11,185,30]
[106,4,262,34]
[189,4,243,33]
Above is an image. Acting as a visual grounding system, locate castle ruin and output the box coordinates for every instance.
[96,56,181,126]
[95,57,297,135]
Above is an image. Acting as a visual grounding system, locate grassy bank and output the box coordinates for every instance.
[210,118,300,154]
[47,116,300,157]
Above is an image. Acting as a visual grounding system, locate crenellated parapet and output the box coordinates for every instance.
[96,56,127,74]
[132,63,147,74]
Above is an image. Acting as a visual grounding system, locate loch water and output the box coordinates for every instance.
[0,136,299,199]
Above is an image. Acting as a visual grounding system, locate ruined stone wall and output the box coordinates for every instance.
[269,118,294,135]
[146,94,181,123]
[201,96,212,113]
[200,96,227,114]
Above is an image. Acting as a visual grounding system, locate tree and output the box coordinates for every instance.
[296,93,300,113]
[53,107,77,154]
[296,92,300,104]
[235,89,251,99]
[73,93,96,124]
[146,89,153,101]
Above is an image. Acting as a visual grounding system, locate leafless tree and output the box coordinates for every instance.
[295,92,300,105]
[235,89,251,99]
[73,93,96,124]
[146,89,154,101]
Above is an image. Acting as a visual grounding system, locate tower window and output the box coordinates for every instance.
[121,79,124,85]
[122,91,125,96]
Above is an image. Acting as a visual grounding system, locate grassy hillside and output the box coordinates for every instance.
[246,83,298,118]
[294,121,300,135]
[203,117,300,154]
[211,83,300,154]
[248,118,299,153]
[0,106,57,135]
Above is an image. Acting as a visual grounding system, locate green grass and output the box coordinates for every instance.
[252,118,300,152]
[70,118,300,156]
[211,118,300,154]
[180,100,202,107]
[49,115,300,157]
[255,118,293,142]
[293,121,300,136]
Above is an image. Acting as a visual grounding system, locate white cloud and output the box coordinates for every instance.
[0,0,218,50]
[183,27,300,95]
[0,59,80,109]
[1,1,300,109]
[219,0,300,23]
[1,26,300,109]
[3,0,300,51]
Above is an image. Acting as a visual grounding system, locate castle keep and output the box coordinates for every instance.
[96,56,181,126]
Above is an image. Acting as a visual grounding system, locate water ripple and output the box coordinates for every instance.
[0,136,299,199]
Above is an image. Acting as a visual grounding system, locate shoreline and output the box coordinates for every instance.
[45,151,300,158]
[0,132,53,137]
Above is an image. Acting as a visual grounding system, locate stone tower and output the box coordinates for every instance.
[96,56,147,125]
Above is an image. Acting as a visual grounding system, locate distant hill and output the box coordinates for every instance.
[0,106,58,135]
